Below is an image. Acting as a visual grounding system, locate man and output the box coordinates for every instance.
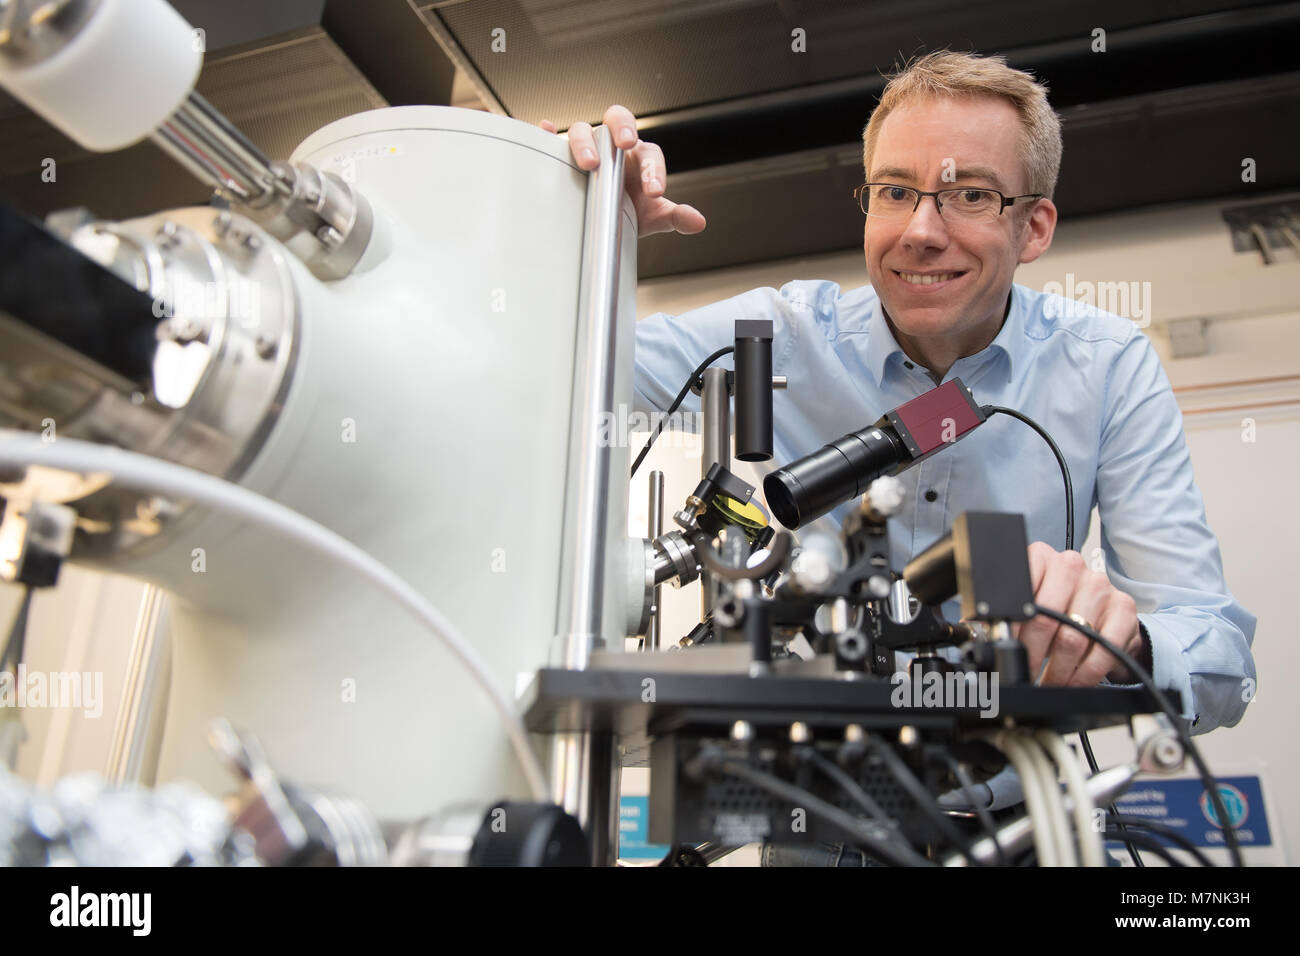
[543,51,1255,854]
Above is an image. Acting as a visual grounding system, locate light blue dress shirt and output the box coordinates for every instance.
[633,279,1257,737]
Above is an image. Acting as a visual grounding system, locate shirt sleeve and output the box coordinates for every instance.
[1094,328,1257,735]
[632,282,807,419]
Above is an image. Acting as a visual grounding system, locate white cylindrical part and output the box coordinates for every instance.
[0,0,201,151]
[102,107,637,820]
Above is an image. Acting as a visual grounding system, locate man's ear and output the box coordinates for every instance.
[1017,198,1057,265]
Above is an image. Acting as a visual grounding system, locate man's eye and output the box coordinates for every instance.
[882,186,911,202]
[957,189,994,204]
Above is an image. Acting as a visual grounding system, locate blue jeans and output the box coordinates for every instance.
[761,840,1125,866]
[761,842,885,866]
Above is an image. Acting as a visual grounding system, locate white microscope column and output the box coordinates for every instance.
[108,107,637,819]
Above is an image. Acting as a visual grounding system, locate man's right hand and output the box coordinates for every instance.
[539,105,706,238]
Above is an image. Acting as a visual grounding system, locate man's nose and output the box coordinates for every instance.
[899,194,949,251]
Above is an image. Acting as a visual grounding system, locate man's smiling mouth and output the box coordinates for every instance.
[895,270,967,286]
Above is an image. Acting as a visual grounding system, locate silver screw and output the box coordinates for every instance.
[1153,737,1184,769]
[172,317,203,343]
[155,220,180,248]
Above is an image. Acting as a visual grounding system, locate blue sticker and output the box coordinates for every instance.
[1110,775,1271,849]
[619,796,671,861]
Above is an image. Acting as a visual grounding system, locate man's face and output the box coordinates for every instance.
[864,95,1054,350]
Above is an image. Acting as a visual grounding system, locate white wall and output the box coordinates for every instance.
[0,567,148,784]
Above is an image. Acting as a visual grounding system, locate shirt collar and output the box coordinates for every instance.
[865,284,1025,388]
[864,298,906,388]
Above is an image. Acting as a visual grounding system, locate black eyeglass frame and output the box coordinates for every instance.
[853,182,1044,217]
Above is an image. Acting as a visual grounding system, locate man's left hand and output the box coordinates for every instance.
[1017,541,1148,686]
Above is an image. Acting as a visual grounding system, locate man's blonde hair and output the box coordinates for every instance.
[861,50,1063,198]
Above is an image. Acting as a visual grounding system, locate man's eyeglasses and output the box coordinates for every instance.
[854,183,1043,223]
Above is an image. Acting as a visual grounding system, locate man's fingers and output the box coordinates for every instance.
[568,121,599,169]
[628,141,666,197]
[671,203,707,235]
[1026,541,1053,595]
[1040,622,1089,686]
[1019,549,1083,676]
[1070,592,1139,686]
[540,108,705,238]
[603,104,639,149]
[1044,577,1109,685]
[1015,543,1055,643]
[1023,542,1144,689]
[636,198,707,237]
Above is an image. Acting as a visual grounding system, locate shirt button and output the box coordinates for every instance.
[904,361,914,369]
[924,489,938,502]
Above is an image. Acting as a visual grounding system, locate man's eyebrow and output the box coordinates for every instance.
[869,165,1010,190]
[868,166,917,183]
[953,166,1007,190]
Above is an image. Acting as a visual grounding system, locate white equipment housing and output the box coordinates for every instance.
[97,107,638,819]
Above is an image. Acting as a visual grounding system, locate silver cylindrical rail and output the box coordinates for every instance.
[150,91,373,280]
[152,91,286,203]
[551,123,626,670]
[549,125,627,862]
[699,366,730,617]
[647,470,665,651]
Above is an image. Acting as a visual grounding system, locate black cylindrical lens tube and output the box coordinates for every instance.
[745,597,772,665]
[902,532,957,607]
[762,423,907,529]
[734,330,773,462]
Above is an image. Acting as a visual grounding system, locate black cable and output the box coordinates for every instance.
[1033,605,1243,867]
[1101,827,1185,867]
[700,754,935,866]
[864,737,981,866]
[802,748,933,865]
[1,584,33,675]
[630,346,734,478]
[804,748,893,827]
[940,752,1009,866]
[1081,730,1143,867]
[1106,812,1215,867]
[983,404,1143,866]
[981,405,1073,551]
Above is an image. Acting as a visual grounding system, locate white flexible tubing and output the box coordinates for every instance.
[0,431,549,800]
[1038,729,1105,867]
[995,732,1057,866]
[1026,733,1077,867]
